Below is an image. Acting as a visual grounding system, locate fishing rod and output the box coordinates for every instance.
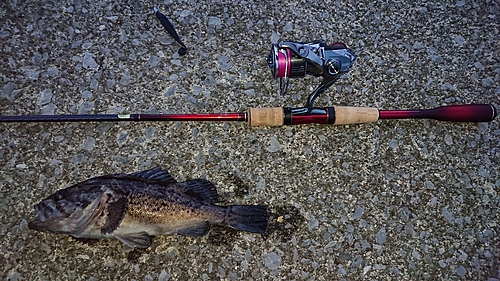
[0,104,496,126]
[0,41,497,126]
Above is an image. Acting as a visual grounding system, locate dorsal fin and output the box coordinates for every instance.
[128,167,177,185]
[183,179,219,203]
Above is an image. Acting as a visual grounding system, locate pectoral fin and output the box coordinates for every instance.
[177,221,210,237]
[101,196,128,234]
[115,232,152,249]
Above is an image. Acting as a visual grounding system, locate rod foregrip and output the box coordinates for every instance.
[332,106,380,125]
[248,107,284,126]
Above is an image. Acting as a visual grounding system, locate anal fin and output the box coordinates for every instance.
[115,232,153,249]
[177,221,210,237]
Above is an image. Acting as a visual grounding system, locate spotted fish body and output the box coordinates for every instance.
[28,167,268,248]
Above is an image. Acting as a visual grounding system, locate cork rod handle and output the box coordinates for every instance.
[332,106,380,125]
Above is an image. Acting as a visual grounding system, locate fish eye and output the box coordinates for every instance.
[54,190,66,201]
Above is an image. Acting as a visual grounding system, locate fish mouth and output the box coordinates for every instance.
[28,202,57,232]
[28,218,47,231]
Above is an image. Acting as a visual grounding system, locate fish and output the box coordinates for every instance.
[28,167,268,248]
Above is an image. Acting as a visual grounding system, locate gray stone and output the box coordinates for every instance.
[208,17,221,27]
[442,207,454,222]
[47,66,59,77]
[2,82,16,99]
[120,71,131,85]
[37,89,53,105]
[217,56,233,71]
[41,103,56,115]
[352,206,364,220]
[481,77,494,87]
[159,270,171,281]
[456,265,466,277]
[145,127,156,141]
[81,90,93,99]
[454,35,465,46]
[81,137,95,151]
[148,55,161,67]
[78,101,94,114]
[82,52,98,69]
[376,227,387,244]
[264,252,282,270]
[267,137,281,152]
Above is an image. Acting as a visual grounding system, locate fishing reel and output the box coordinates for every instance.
[267,40,357,114]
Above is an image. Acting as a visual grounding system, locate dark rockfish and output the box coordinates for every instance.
[28,167,268,248]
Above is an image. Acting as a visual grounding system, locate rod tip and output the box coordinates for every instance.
[492,104,498,120]
[178,47,187,56]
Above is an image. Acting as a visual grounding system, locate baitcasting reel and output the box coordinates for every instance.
[267,40,357,113]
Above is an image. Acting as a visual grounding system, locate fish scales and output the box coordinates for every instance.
[28,167,269,248]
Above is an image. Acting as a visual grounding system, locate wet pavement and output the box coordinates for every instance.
[1,0,499,280]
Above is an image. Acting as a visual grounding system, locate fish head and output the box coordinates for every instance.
[28,187,103,235]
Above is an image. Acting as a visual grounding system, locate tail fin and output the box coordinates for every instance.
[225,205,269,234]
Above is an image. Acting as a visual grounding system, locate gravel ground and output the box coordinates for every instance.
[1,0,499,280]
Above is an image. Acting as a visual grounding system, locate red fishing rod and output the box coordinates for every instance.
[0,40,497,125]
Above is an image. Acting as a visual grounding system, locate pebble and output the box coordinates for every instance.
[81,90,93,99]
[283,23,293,32]
[120,71,131,85]
[264,252,282,270]
[352,206,364,220]
[2,82,17,99]
[81,136,95,151]
[47,66,59,77]
[473,62,484,70]
[267,137,281,152]
[454,35,465,46]
[148,55,161,67]
[256,176,265,189]
[442,207,454,222]
[441,82,454,91]
[376,227,387,244]
[444,134,453,145]
[270,31,279,44]
[145,127,156,141]
[217,56,233,71]
[41,103,56,115]
[37,89,53,106]
[82,52,98,69]
[308,213,319,230]
[481,77,494,87]
[456,265,467,277]
[388,139,399,149]
[77,101,95,114]
[208,16,222,28]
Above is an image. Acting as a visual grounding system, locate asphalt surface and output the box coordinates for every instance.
[1,0,499,280]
